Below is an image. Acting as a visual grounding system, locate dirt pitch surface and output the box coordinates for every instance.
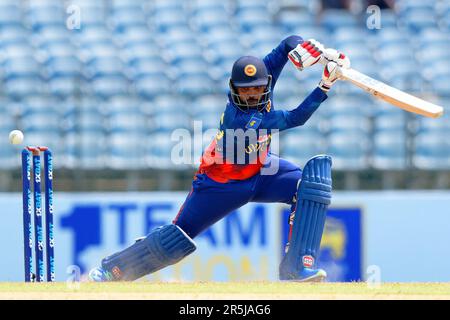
[1,282,450,300]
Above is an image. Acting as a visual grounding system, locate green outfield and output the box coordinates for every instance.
[0,282,450,300]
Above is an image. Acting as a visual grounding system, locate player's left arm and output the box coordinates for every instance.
[263,35,304,85]
[264,36,328,88]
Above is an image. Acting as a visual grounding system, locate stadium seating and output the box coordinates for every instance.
[0,0,448,173]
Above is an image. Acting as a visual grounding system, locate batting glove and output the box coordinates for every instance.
[320,48,351,69]
[288,39,325,71]
[318,61,340,92]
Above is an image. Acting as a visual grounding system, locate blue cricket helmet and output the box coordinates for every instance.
[229,56,272,112]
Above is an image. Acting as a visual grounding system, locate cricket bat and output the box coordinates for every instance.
[336,67,444,119]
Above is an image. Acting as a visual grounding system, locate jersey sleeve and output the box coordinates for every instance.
[263,35,303,87]
[261,87,327,131]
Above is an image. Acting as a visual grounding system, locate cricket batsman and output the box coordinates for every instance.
[89,35,350,282]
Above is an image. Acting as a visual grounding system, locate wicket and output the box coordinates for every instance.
[21,146,55,282]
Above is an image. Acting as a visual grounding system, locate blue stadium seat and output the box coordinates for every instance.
[168,43,204,62]
[89,74,129,98]
[0,26,29,47]
[80,43,118,64]
[26,7,65,31]
[235,7,272,31]
[204,41,244,64]
[75,110,105,132]
[48,76,80,98]
[177,73,215,95]
[150,95,182,116]
[21,110,60,133]
[125,46,165,65]
[328,114,371,136]
[86,56,125,78]
[333,27,370,45]
[21,131,62,156]
[0,112,16,134]
[373,104,407,132]
[413,132,450,169]
[108,112,148,134]
[151,10,189,33]
[175,60,211,78]
[421,59,450,81]
[45,56,82,77]
[148,0,185,13]
[134,74,172,98]
[22,97,58,117]
[416,114,450,135]
[372,131,407,170]
[193,94,226,114]
[162,27,197,43]
[396,0,436,14]
[347,57,379,78]
[376,28,411,47]
[417,29,450,47]
[76,27,112,47]
[151,110,191,132]
[0,5,22,29]
[246,25,283,46]
[106,96,140,116]
[320,10,359,31]
[327,132,370,170]
[0,144,17,169]
[77,132,107,169]
[201,25,236,43]
[335,43,374,61]
[288,25,328,44]
[192,7,231,31]
[117,26,154,47]
[326,95,372,118]
[107,133,146,169]
[4,75,43,98]
[376,43,415,63]
[271,76,299,102]
[194,112,220,130]
[276,10,315,32]
[399,8,438,32]
[146,132,175,168]
[430,76,450,97]
[110,8,148,33]
[282,131,325,166]
[111,0,142,8]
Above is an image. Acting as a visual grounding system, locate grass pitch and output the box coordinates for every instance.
[1,282,450,300]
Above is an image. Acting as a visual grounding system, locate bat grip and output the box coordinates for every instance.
[318,56,344,78]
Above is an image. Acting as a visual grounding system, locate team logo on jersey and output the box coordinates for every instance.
[302,255,314,268]
[245,113,262,129]
[244,64,257,76]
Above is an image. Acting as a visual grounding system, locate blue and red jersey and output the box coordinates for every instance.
[197,35,328,183]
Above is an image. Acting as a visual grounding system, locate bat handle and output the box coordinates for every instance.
[318,56,344,79]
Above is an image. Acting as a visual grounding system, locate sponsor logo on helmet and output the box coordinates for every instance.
[244,64,257,76]
[302,255,314,268]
